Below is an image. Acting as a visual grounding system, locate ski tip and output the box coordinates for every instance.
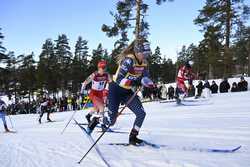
[232,145,241,152]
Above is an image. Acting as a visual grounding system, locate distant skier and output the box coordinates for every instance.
[0,98,10,132]
[176,61,196,103]
[81,60,112,131]
[38,96,53,124]
[87,39,155,145]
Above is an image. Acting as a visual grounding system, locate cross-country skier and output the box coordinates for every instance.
[0,98,10,132]
[176,61,195,103]
[81,60,112,131]
[38,96,53,124]
[88,39,155,145]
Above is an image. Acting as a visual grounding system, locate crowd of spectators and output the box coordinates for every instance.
[5,95,92,115]
[3,77,249,114]
[141,76,248,100]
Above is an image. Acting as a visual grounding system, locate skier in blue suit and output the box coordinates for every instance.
[87,39,155,145]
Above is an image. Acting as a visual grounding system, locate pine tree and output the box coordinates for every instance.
[37,39,56,93]
[161,57,176,83]
[71,36,89,93]
[200,26,223,78]
[102,0,172,57]
[74,36,89,63]
[0,28,9,94]
[194,0,250,76]
[17,52,36,102]
[4,51,16,97]
[233,25,250,74]
[0,28,6,55]
[88,43,105,74]
[54,34,72,91]
[148,46,162,82]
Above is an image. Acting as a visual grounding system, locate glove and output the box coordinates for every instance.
[141,77,155,88]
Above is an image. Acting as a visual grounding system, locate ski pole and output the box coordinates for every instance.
[78,88,141,164]
[61,101,88,135]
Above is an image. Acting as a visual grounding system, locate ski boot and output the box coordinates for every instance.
[86,117,99,135]
[85,113,92,123]
[47,118,52,122]
[4,124,10,132]
[101,124,109,132]
[129,129,144,145]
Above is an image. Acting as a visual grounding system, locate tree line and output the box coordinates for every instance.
[0,30,176,100]
[178,0,250,78]
[0,0,249,101]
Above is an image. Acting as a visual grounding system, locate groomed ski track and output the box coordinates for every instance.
[1,91,250,167]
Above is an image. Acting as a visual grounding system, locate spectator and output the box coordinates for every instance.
[67,96,73,111]
[188,84,195,97]
[202,80,211,98]
[219,78,230,93]
[210,81,218,94]
[203,80,210,89]
[167,85,175,100]
[196,80,203,97]
[231,82,238,92]
[238,76,248,91]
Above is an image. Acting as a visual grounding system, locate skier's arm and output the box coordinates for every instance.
[119,58,134,80]
[81,73,95,92]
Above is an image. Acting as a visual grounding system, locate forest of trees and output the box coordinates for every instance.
[0,0,249,101]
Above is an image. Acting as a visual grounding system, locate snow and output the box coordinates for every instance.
[1,91,250,167]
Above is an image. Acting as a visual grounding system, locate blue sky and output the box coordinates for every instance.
[1,0,250,61]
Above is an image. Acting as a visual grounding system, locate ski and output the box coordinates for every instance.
[160,98,210,104]
[73,119,111,167]
[96,129,129,134]
[106,142,241,153]
[159,99,176,103]
[106,140,160,149]
[4,130,17,133]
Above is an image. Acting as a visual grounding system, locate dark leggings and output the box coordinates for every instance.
[108,82,146,129]
[39,106,51,119]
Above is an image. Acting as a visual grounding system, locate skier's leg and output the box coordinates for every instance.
[176,80,187,103]
[0,112,9,132]
[126,95,146,145]
[87,96,104,133]
[39,106,44,123]
[85,91,98,123]
[47,107,52,122]
[107,83,120,126]
[92,96,108,132]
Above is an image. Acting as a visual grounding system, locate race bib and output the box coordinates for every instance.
[92,80,105,91]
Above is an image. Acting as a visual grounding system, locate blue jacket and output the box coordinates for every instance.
[113,55,149,90]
